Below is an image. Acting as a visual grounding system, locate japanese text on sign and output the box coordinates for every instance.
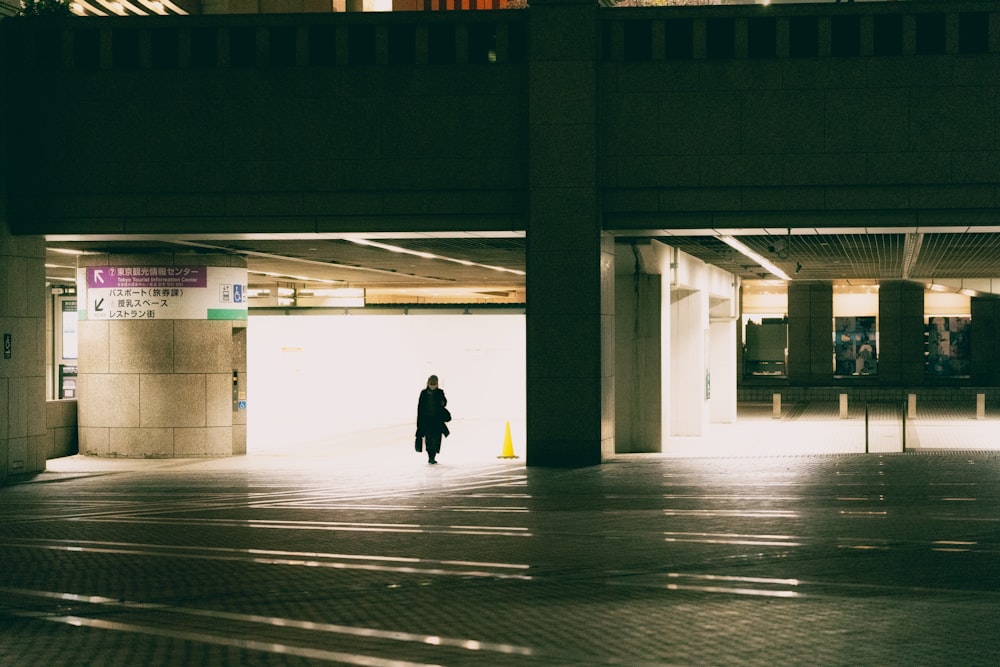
[87,266,207,289]
[81,266,247,321]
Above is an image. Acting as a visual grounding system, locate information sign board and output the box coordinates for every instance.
[78,266,248,321]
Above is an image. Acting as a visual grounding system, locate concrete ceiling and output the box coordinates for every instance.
[42,227,1000,305]
[657,229,1000,289]
[43,233,528,306]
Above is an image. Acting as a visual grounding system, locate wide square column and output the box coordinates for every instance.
[788,282,833,386]
[878,281,924,385]
[525,0,611,466]
[76,253,248,458]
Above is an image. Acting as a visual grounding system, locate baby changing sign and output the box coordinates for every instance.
[79,266,248,321]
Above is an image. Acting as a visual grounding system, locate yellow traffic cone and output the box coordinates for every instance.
[498,421,519,459]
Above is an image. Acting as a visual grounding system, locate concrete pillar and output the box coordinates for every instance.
[788,282,832,386]
[660,273,672,447]
[670,288,707,436]
[840,393,848,419]
[971,297,1000,385]
[525,0,610,466]
[614,258,661,454]
[772,393,781,419]
[709,317,737,424]
[977,393,985,420]
[0,227,47,481]
[878,281,925,386]
[76,254,247,458]
[908,393,917,419]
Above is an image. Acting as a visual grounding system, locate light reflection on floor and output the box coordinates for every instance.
[21,415,1000,666]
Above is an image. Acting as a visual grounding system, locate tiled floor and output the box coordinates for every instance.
[2,410,1000,666]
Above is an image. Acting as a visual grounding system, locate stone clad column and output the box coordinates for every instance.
[0,229,47,480]
[788,281,833,386]
[878,281,924,386]
[971,297,1000,386]
[526,0,612,466]
[76,254,247,458]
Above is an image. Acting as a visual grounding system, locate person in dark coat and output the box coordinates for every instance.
[415,374,449,464]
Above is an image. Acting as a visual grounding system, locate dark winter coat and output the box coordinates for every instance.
[416,387,449,438]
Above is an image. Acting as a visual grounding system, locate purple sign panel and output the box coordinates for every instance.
[87,267,207,289]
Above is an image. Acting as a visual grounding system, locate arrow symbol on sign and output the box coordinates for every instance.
[94,269,105,284]
[95,298,104,312]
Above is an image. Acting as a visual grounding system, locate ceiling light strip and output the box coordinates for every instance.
[248,271,343,285]
[717,235,792,281]
[170,241,453,283]
[348,238,525,276]
[901,233,923,280]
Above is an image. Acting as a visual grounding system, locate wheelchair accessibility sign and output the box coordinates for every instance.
[220,283,245,304]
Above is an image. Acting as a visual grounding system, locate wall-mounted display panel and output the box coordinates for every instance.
[833,283,878,377]
[926,317,971,377]
[924,291,972,378]
[835,316,877,376]
[742,281,787,377]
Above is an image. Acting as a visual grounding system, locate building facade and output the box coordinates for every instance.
[3,1,1000,477]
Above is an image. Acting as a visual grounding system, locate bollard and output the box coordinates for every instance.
[840,394,849,419]
[977,393,986,420]
[901,397,907,453]
[908,393,917,419]
[772,393,781,419]
[864,401,869,453]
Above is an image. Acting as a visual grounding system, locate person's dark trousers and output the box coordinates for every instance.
[425,433,442,463]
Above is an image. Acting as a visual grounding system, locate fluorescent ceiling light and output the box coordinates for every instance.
[312,288,365,298]
[249,271,344,285]
[718,236,792,281]
[901,233,923,280]
[348,238,525,277]
[48,247,99,256]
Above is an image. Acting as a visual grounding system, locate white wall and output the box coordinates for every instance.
[247,313,526,451]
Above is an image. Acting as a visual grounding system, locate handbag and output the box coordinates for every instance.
[441,407,452,422]
[414,436,423,452]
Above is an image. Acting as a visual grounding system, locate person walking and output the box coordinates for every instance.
[415,374,450,464]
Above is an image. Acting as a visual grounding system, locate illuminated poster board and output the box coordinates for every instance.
[834,316,877,376]
[926,316,971,377]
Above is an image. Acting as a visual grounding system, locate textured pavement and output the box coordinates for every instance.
[2,422,1000,666]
